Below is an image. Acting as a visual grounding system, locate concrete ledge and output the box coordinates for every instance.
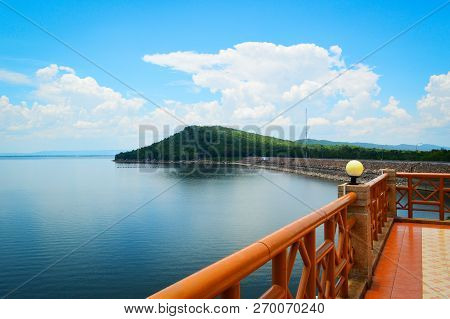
[371,218,394,274]
[346,218,394,299]
[346,279,367,299]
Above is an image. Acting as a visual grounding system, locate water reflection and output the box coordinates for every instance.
[1,158,338,298]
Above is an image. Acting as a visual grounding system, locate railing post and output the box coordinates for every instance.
[221,283,240,299]
[439,177,444,221]
[324,218,336,298]
[407,176,413,218]
[272,249,287,298]
[381,169,397,218]
[338,184,373,286]
[341,207,349,298]
[374,185,381,237]
[304,230,316,299]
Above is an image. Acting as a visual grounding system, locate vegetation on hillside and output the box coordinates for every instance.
[296,139,448,151]
[115,126,450,162]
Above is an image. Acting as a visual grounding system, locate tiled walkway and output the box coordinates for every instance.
[365,222,450,299]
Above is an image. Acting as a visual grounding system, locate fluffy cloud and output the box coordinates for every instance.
[1,65,146,145]
[383,96,410,119]
[143,43,448,145]
[417,72,450,128]
[307,117,330,127]
[0,69,31,85]
[1,43,449,151]
[143,42,381,125]
[35,64,75,80]
[34,66,143,115]
[333,97,414,139]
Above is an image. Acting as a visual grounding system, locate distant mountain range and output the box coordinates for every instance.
[297,139,449,151]
[0,150,123,157]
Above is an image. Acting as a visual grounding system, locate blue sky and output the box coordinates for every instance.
[0,0,449,152]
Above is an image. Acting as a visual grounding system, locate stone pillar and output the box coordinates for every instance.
[338,183,373,284]
[381,169,397,218]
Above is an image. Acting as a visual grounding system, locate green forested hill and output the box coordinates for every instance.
[115,126,450,162]
[297,139,448,151]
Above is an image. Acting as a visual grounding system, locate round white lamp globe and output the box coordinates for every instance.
[345,160,364,184]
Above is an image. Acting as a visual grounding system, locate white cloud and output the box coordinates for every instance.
[145,42,448,145]
[331,97,419,142]
[143,42,426,144]
[383,96,410,119]
[36,64,59,80]
[0,69,31,85]
[35,71,144,114]
[0,95,72,132]
[417,71,450,128]
[308,117,330,126]
[335,116,354,127]
[1,44,449,151]
[1,65,146,145]
[35,64,76,81]
[144,42,381,126]
[233,105,275,120]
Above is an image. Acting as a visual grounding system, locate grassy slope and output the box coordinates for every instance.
[115,126,450,162]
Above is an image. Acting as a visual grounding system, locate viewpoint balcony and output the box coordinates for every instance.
[366,222,449,299]
[148,169,449,299]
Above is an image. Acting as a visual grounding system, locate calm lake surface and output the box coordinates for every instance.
[0,157,338,298]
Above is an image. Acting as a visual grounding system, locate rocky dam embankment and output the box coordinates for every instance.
[236,157,450,182]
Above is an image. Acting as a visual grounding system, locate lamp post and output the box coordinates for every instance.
[346,160,364,185]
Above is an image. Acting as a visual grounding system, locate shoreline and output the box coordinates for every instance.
[114,157,450,182]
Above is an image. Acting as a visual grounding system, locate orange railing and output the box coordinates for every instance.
[396,172,450,220]
[149,192,357,299]
[366,173,389,247]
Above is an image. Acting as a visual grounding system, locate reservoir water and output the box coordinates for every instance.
[0,157,338,298]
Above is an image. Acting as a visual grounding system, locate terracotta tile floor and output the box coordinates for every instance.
[365,222,450,299]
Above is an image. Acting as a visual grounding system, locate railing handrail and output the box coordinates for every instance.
[149,192,357,299]
[396,172,450,178]
[395,171,449,220]
[366,173,388,187]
